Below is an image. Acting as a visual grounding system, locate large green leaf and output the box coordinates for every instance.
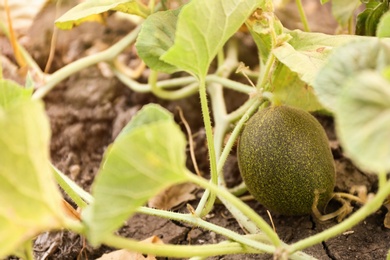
[271,63,323,111]
[55,0,150,30]
[377,12,390,38]
[273,30,357,87]
[0,79,32,109]
[0,81,65,258]
[82,104,188,245]
[314,38,390,111]
[331,0,361,27]
[335,71,390,173]
[272,31,359,111]
[135,9,180,74]
[161,0,261,77]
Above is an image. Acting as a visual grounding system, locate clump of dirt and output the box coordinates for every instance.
[4,1,389,259]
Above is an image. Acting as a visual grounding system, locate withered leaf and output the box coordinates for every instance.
[148,182,197,210]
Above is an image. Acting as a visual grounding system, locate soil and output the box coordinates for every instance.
[3,1,390,259]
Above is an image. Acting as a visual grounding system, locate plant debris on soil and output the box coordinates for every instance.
[2,1,389,259]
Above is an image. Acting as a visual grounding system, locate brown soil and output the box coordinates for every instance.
[3,1,390,259]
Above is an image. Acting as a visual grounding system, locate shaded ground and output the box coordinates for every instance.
[2,0,390,259]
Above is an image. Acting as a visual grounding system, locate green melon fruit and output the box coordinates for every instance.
[237,105,335,215]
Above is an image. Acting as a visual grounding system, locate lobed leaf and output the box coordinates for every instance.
[55,0,149,30]
[377,12,390,38]
[0,80,65,258]
[161,0,261,77]
[314,38,390,111]
[273,30,356,87]
[335,71,390,173]
[271,63,323,111]
[135,9,181,74]
[330,0,361,27]
[82,104,188,245]
[0,79,32,109]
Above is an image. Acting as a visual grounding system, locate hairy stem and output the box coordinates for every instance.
[195,77,218,217]
[206,75,253,94]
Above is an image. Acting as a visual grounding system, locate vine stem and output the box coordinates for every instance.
[103,235,259,257]
[295,0,310,32]
[217,98,260,174]
[214,99,265,235]
[148,70,198,99]
[139,208,275,253]
[32,24,142,100]
[196,41,240,216]
[187,171,281,247]
[195,77,218,217]
[289,179,390,253]
[113,67,253,95]
[65,218,261,258]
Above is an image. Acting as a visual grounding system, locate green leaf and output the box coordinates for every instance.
[117,103,173,137]
[314,38,390,111]
[377,12,390,38]
[365,2,390,36]
[273,30,357,87]
[161,0,261,77]
[0,82,65,258]
[0,79,32,109]
[331,0,361,27]
[271,63,323,111]
[82,104,188,245]
[335,71,390,173]
[135,9,180,74]
[55,0,150,30]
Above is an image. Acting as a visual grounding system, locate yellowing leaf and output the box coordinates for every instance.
[55,0,150,30]
[273,30,357,87]
[0,80,65,258]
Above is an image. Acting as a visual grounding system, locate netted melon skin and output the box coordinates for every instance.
[238,105,335,215]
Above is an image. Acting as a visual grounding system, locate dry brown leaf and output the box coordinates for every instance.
[148,182,197,210]
[97,236,164,260]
